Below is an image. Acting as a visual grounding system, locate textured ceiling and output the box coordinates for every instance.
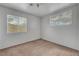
[0,3,74,17]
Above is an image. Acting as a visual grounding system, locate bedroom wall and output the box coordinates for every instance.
[0,6,40,49]
[0,4,79,50]
[41,4,79,50]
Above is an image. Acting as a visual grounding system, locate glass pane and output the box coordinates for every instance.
[7,15,27,33]
[50,10,72,26]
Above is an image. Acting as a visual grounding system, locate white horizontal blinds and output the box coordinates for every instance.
[7,15,27,33]
[50,10,72,26]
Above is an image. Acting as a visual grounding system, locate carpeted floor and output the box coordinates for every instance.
[0,39,79,56]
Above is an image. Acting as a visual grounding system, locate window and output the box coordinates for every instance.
[50,10,72,26]
[7,15,27,33]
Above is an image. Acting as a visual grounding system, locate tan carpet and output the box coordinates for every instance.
[0,39,79,56]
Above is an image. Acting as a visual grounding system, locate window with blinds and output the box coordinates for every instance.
[50,10,72,26]
[7,15,27,33]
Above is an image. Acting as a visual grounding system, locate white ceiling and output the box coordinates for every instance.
[0,3,74,17]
